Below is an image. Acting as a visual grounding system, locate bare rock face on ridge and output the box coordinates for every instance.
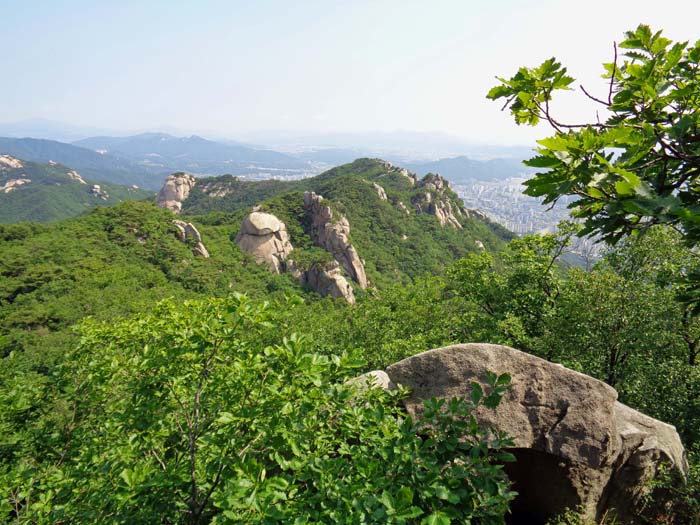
[303,191,368,289]
[376,344,687,524]
[0,155,24,170]
[157,173,196,213]
[235,212,293,273]
[413,173,464,229]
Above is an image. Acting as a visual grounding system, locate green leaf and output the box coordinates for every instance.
[422,511,452,525]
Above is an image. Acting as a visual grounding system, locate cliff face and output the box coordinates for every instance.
[157,173,196,213]
[303,191,368,289]
[413,173,464,229]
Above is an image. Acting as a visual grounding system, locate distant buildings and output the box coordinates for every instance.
[454,177,603,259]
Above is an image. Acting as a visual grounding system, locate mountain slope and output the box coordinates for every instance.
[170,158,513,287]
[74,133,312,177]
[0,137,165,189]
[0,156,152,223]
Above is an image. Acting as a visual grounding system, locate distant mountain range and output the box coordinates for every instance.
[73,132,311,177]
[0,124,539,197]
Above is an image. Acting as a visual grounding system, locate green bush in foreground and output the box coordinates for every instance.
[1,295,514,524]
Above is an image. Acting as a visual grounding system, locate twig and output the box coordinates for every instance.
[609,42,618,105]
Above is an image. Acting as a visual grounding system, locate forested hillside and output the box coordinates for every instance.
[0,156,152,223]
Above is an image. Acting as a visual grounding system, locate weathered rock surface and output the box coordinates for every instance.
[303,191,368,289]
[370,181,388,201]
[301,261,356,304]
[0,178,31,193]
[235,212,293,273]
[173,220,210,258]
[413,174,464,229]
[89,184,109,200]
[347,370,396,392]
[379,343,687,524]
[235,210,357,303]
[157,173,196,213]
[66,170,86,184]
[0,155,23,170]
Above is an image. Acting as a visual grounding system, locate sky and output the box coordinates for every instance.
[2,0,700,145]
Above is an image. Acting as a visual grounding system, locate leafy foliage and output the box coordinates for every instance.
[489,25,700,246]
[1,295,515,524]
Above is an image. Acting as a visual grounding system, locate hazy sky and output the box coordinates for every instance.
[2,0,700,145]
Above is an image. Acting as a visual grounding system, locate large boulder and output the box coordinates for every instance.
[235,211,293,273]
[157,173,196,213]
[303,191,368,289]
[380,344,687,524]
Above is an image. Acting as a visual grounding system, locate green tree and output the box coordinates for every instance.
[488,25,700,247]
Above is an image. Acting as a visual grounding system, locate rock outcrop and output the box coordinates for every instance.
[235,210,356,303]
[66,170,86,184]
[367,344,687,524]
[301,261,356,304]
[413,174,464,228]
[0,178,31,193]
[157,173,196,213]
[89,184,109,200]
[303,191,368,289]
[235,212,293,273]
[0,155,23,170]
[173,220,210,258]
[370,181,388,201]
[376,160,417,185]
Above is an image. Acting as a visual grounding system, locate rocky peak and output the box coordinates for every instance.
[157,173,196,213]
[303,191,368,289]
[416,173,447,192]
[0,155,23,170]
[376,160,417,185]
[173,220,210,258]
